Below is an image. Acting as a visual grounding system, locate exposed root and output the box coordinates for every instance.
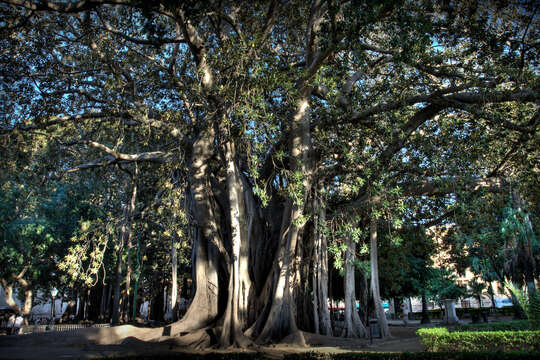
[162,328,213,349]
[280,330,307,347]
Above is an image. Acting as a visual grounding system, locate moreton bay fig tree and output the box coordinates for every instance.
[0,0,538,347]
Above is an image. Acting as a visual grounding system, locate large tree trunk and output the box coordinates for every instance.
[370,217,390,338]
[255,89,313,345]
[341,236,366,338]
[219,140,252,347]
[169,127,220,336]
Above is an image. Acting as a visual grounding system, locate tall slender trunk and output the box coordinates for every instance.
[421,291,431,324]
[313,191,332,335]
[112,173,137,325]
[312,198,320,335]
[370,216,390,338]
[124,238,132,323]
[341,236,366,338]
[112,206,127,325]
[100,282,108,320]
[125,173,138,322]
[169,234,178,321]
[105,281,113,320]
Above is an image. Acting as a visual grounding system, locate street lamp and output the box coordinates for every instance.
[51,288,58,324]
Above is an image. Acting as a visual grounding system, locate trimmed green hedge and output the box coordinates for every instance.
[417,328,540,352]
[283,352,540,360]
[455,320,537,332]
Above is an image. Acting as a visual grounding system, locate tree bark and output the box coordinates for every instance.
[370,217,390,338]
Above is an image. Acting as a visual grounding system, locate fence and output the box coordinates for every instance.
[21,323,110,334]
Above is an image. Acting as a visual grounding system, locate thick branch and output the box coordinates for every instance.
[0,112,112,135]
[1,0,130,13]
[81,140,173,162]
[340,176,507,210]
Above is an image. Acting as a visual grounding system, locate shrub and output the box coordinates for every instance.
[455,320,537,332]
[417,328,540,352]
[428,309,443,319]
[498,306,515,316]
[283,352,540,360]
[455,307,492,319]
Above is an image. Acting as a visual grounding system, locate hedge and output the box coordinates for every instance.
[282,352,540,360]
[99,352,540,360]
[411,306,517,320]
[417,328,540,352]
[455,320,537,332]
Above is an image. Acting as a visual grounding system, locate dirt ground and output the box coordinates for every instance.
[0,325,423,359]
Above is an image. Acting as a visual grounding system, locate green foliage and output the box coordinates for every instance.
[426,268,466,302]
[378,226,436,299]
[505,281,540,327]
[451,192,539,296]
[58,218,110,287]
[417,328,540,352]
[500,206,537,247]
[0,179,98,288]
